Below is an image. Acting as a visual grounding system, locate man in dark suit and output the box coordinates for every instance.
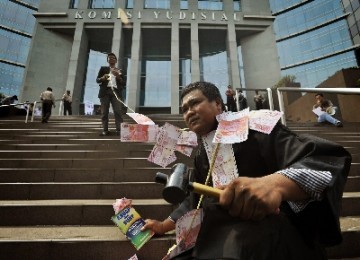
[96,52,126,136]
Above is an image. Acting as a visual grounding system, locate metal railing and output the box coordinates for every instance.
[235,88,274,111]
[0,99,63,123]
[276,87,360,126]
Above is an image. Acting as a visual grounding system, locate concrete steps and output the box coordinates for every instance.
[0,116,359,259]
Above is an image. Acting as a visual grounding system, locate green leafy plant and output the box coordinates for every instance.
[272,75,296,89]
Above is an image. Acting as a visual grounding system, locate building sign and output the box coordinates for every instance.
[74,8,241,22]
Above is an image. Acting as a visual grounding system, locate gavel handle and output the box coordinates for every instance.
[188,182,221,198]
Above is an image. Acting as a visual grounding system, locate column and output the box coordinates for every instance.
[126,21,142,112]
[170,0,180,114]
[65,21,88,115]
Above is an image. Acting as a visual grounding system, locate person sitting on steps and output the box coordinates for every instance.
[313,93,343,127]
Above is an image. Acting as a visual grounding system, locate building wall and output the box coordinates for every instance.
[22,0,281,114]
[22,25,73,103]
[269,0,359,89]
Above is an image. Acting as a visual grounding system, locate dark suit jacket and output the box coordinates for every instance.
[96,66,126,98]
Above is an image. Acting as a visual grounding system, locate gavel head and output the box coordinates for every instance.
[155,163,189,204]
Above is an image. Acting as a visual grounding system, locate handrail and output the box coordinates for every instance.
[276,87,360,126]
[0,102,32,123]
[235,88,273,111]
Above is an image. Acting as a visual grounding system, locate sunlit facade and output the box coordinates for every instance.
[269,0,359,88]
[0,0,40,97]
[21,0,281,114]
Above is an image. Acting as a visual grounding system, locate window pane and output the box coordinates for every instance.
[90,0,115,9]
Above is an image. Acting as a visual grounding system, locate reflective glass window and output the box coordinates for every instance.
[126,0,134,9]
[198,0,223,11]
[141,60,171,106]
[144,0,170,9]
[180,0,188,10]
[0,1,37,34]
[180,59,191,87]
[269,0,303,13]
[233,0,241,11]
[140,28,171,107]
[0,29,31,64]
[90,0,115,9]
[0,62,24,97]
[281,52,358,88]
[277,20,353,67]
[83,50,107,106]
[69,0,79,9]
[273,0,344,39]
[199,30,228,101]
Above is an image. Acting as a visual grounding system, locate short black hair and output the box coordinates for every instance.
[47,87,53,91]
[315,93,323,97]
[180,81,226,111]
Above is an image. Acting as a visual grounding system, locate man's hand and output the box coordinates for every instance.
[141,218,175,235]
[219,174,308,221]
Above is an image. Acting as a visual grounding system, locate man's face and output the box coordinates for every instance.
[107,55,117,65]
[181,89,222,136]
[315,95,323,103]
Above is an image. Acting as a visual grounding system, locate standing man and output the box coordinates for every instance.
[40,87,56,123]
[254,90,265,110]
[225,85,237,112]
[96,52,126,136]
[62,90,72,116]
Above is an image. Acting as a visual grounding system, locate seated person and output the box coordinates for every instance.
[313,93,343,127]
[142,81,351,259]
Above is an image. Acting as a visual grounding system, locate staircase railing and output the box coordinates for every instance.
[276,87,360,126]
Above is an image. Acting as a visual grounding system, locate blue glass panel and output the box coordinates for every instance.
[90,0,115,9]
[233,0,241,12]
[281,52,358,88]
[198,0,223,11]
[0,62,24,97]
[69,0,79,9]
[269,0,302,13]
[140,60,171,106]
[0,1,36,34]
[273,0,344,39]
[144,0,170,9]
[180,58,191,87]
[0,29,31,64]
[180,0,188,10]
[277,20,353,67]
[126,0,134,9]
[200,51,229,101]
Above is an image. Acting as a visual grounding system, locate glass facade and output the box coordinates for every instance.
[90,0,115,9]
[140,28,171,107]
[270,0,358,88]
[0,0,38,97]
[144,0,170,9]
[180,0,188,10]
[83,50,107,106]
[199,30,229,101]
[126,0,134,9]
[198,0,224,11]
[233,0,241,12]
[342,0,360,42]
[69,0,79,9]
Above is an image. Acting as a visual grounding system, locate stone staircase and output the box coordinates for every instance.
[0,115,359,259]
